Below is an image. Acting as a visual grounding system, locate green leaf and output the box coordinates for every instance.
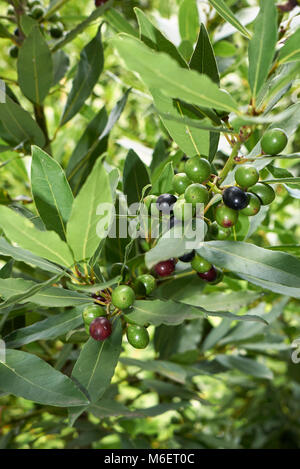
[0,24,13,39]
[178,0,199,45]
[0,278,92,308]
[208,0,252,39]
[190,24,220,85]
[112,35,240,114]
[215,354,273,380]
[0,260,13,279]
[5,308,83,348]
[20,14,38,36]
[0,96,45,147]
[105,8,139,37]
[17,26,53,105]
[66,158,113,263]
[0,349,89,407]
[198,241,300,289]
[31,146,74,240]
[123,149,150,206]
[0,237,62,274]
[120,357,188,384]
[125,299,267,327]
[178,290,263,312]
[263,177,300,184]
[150,161,173,195]
[248,0,277,100]
[278,28,300,65]
[52,50,70,85]
[214,40,237,57]
[135,7,187,67]
[0,206,74,267]
[60,26,104,126]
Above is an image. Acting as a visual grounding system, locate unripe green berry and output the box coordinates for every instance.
[191,254,212,273]
[135,274,156,295]
[172,173,192,194]
[111,285,135,310]
[126,324,149,349]
[235,165,259,188]
[215,203,238,228]
[240,193,261,216]
[251,183,275,205]
[184,183,209,206]
[261,128,288,156]
[82,304,105,325]
[184,156,212,183]
[173,198,194,221]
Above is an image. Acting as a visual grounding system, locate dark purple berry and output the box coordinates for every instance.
[95,0,109,6]
[179,250,196,263]
[156,193,177,214]
[223,186,249,210]
[197,266,218,282]
[154,259,175,277]
[89,317,112,341]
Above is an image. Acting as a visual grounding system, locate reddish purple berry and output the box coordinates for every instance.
[197,266,217,282]
[154,259,175,277]
[89,317,112,341]
[95,0,109,6]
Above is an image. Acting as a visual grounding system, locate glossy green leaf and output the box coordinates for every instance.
[105,8,139,37]
[150,161,173,195]
[190,24,220,84]
[208,0,251,39]
[61,26,104,126]
[248,0,277,100]
[17,26,53,104]
[66,158,113,263]
[0,349,89,407]
[0,206,74,267]
[52,50,70,85]
[215,354,273,380]
[123,149,150,206]
[0,278,92,308]
[112,35,240,114]
[278,28,300,65]
[178,0,199,45]
[0,237,62,274]
[5,308,83,348]
[31,146,74,240]
[198,241,300,289]
[0,96,45,147]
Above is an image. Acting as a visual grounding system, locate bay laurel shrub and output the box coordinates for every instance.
[0,0,299,449]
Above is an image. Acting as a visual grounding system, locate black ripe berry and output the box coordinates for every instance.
[197,266,218,282]
[154,259,175,277]
[156,193,177,214]
[95,0,109,6]
[223,186,249,210]
[179,250,196,263]
[89,317,112,341]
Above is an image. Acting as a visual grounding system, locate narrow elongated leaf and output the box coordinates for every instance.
[17,26,53,104]
[61,27,104,126]
[263,177,300,184]
[239,273,300,299]
[0,237,62,274]
[248,0,277,100]
[112,35,240,114]
[278,28,300,65]
[135,7,187,68]
[190,24,220,84]
[5,308,83,348]
[215,354,273,380]
[120,357,188,384]
[198,241,300,288]
[0,96,45,147]
[0,260,13,280]
[52,50,70,85]
[0,349,89,407]
[208,0,251,39]
[151,161,173,195]
[66,158,113,263]
[179,0,199,45]
[0,278,92,308]
[31,146,74,240]
[0,206,74,267]
[105,8,139,37]
[125,299,267,327]
[123,149,150,206]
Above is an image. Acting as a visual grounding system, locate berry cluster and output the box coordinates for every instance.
[8,0,64,58]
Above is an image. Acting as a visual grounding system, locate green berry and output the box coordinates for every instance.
[251,183,275,205]
[209,221,231,240]
[184,156,212,183]
[143,194,159,215]
[9,46,19,58]
[191,254,212,273]
[215,203,238,228]
[126,324,149,349]
[7,6,15,16]
[261,128,288,155]
[184,183,209,206]
[135,274,156,295]
[111,285,135,310]
[240,193,261,216]
[50,22,64,39]
[172,173,192,194]
[235,165,259,188]
[110,263,130,281]
[173,198,194,221]
[82,304,105,325]
[30,5,45,19]
[49,12,60,22]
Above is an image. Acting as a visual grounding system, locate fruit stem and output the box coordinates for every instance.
[219,141,242,184]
